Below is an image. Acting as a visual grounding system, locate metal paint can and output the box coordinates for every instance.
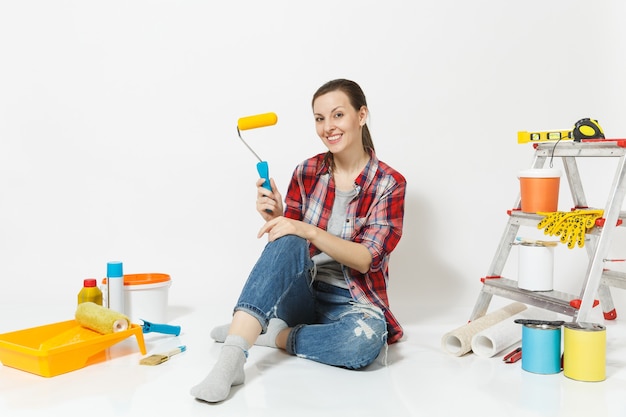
[563,322,606,382]
[521,323,562,374]
[517,242,554,291]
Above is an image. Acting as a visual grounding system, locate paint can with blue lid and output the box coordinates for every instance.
[520,322,562,374]
[563,322,606,382]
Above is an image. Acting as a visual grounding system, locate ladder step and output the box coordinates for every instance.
[534,140,626,157]
[507,209,626,229]
[481,277,578,317]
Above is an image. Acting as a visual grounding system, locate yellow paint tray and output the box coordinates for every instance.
[0,320,147,377]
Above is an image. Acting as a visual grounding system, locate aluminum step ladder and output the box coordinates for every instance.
[469,140,626,323]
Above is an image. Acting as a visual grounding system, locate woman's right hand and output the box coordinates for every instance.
[256,177,283,221]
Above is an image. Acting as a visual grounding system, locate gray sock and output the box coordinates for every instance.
[190,335,248,403]
[210,318,288,348]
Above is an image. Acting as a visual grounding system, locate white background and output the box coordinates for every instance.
[2,0,626,330]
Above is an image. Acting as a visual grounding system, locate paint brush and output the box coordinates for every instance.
[139,345,186,366]
[514,237,559,247]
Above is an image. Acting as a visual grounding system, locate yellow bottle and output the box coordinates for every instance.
[78,278,103,305]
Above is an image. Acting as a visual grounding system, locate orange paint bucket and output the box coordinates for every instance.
[518,168,561,213]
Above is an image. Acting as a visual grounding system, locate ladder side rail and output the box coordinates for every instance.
[485,221,520,278]
[469,220,521,322]
[469,290,493,322]
[561,156,588,209]
[584,234,616,318]
[576,154,626,322]
[596,284,616,319]
[531,153,549,169]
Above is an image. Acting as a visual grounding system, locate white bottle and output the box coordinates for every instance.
[107,261,125,314]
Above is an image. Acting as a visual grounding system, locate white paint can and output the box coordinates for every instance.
[102,273,172,323]
[518,243,554,291]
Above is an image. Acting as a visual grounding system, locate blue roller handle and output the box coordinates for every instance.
[257,161,273,213]
[257,161,272,191]
[141,320,181,336]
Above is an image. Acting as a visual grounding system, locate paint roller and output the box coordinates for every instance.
[236,112,278,191]
[75,302,131,334]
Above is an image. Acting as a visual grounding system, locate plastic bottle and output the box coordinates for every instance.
[78,278,103,305]
[107,261,125,314]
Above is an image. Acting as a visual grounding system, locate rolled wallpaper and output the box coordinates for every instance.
[441,302,527,357]
[470,307,547,357]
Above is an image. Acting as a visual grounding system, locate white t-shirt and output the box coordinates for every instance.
[311,187,358,289]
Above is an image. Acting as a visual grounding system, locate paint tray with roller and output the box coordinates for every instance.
[0,302,146,377]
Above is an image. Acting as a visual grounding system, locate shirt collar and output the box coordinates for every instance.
[316,149,378,189]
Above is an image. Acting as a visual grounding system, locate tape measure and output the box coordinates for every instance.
[572,118,605,142]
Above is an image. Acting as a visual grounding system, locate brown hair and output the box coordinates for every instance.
[312,79,374,168]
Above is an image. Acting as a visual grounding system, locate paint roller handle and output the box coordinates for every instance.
[141,320,181,336]
[257,161,274,214]
[257,161,272,191]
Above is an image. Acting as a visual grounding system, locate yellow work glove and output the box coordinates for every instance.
[537,211,574,237]
[563,215,586,249]
[537,210,604,249]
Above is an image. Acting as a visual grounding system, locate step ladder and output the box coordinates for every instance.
[469,140,626,323]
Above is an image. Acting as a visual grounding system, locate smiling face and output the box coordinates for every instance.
[313,90,367,156]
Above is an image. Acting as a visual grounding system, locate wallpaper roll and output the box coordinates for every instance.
[470,307,546,358]
[441,302,527,356]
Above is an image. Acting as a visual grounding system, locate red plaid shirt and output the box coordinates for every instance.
[284,150,406,344]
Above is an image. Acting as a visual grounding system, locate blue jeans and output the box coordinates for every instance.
[234,235,387,369]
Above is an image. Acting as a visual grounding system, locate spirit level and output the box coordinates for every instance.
[517,129,573,144]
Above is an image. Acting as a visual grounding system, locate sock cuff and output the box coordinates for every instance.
[224,334,250,357]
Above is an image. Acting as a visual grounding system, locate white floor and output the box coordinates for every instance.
[2,294,626,417]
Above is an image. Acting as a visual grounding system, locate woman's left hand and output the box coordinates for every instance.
[258,216,308,242]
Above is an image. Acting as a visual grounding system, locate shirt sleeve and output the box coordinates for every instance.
[284,165,304,220]
[355,173,406,270]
